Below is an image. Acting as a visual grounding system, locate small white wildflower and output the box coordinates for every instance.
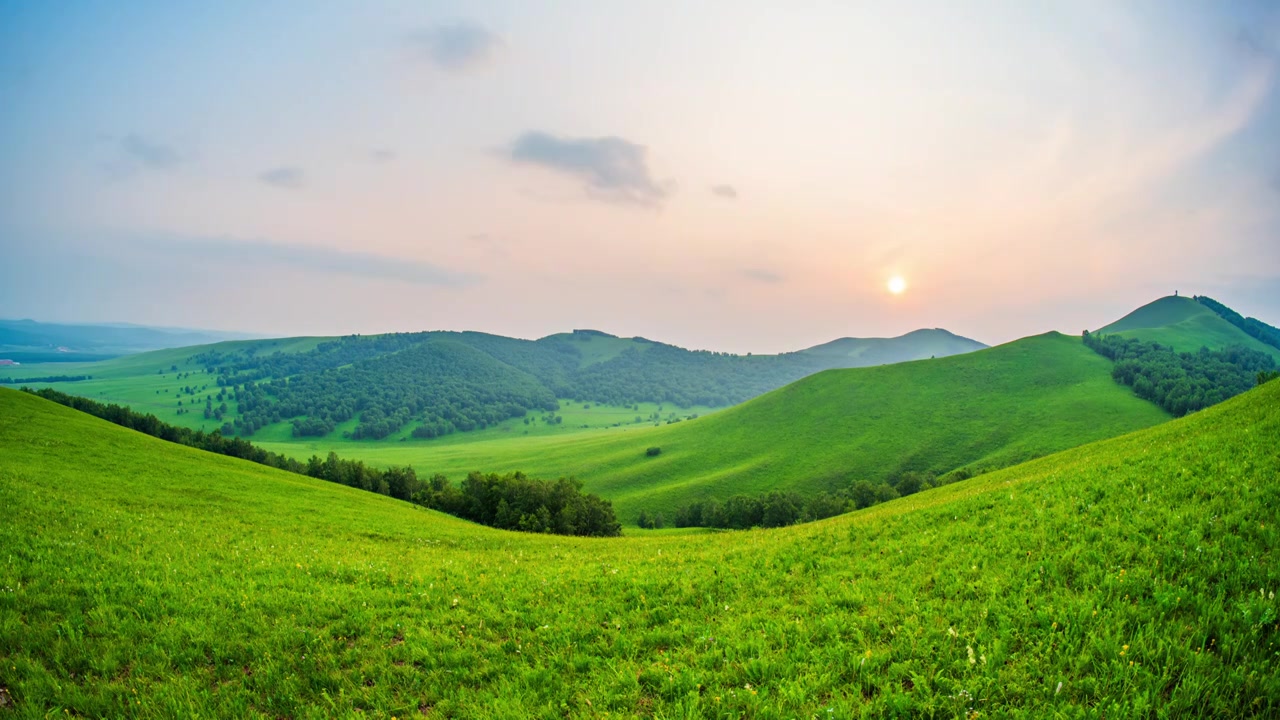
[967,646,976,665]
[948,627,958,638]
[1055,681,1063,695]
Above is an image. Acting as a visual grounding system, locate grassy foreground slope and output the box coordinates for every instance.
[1095,296,1280,360]
[2,384,1279,717]
[270,333,1168,521]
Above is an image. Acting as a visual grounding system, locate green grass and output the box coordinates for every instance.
[1096,296,1280,360]
[2,378,1279,717]
[257,333,1169,523]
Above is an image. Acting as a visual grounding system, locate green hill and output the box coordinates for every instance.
[3,378,1278,717]
[1095,295,1280,360]
[799,328,987,366]
[259,332,1170,522]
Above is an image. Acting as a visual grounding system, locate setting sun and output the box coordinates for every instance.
[888,276,908,295]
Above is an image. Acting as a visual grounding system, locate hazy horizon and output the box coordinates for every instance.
[3,2,1279,354]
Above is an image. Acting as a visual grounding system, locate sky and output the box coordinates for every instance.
[2,1,1279,353]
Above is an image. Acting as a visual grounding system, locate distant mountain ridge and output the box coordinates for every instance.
[798,328,987,367]
[0,318,254,362]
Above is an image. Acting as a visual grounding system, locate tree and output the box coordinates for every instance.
[850,480,878,510]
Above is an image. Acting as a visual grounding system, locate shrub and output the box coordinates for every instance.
[646,446,662,457]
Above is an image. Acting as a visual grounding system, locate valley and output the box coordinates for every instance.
[2,369,1277,716]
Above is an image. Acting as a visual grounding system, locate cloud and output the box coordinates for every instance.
[258,166,305,189]
[164,236,481,287]
[370,148,397,163]
[711,184,738,199]
[120,134,180,170]
[507,131,668,205]
[741,268,783,283]
[408,22,502,72]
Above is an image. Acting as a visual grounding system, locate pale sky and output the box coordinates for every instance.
[2,1,1279,353]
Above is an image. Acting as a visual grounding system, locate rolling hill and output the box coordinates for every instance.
[2,376,1277,716]
[258,332,1171,522]
[1094,295,1280,360]
[3,326,987,440]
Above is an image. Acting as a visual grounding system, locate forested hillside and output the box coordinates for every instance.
[1194,295,1280,351]
[186,327,983,440]
[1083,331,1275,416]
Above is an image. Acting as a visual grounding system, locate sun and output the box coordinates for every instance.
[887,275,907,295]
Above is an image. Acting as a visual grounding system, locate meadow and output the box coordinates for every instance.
[2,378,1278,718]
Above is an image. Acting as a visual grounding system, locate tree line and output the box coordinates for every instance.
[415,472,621,536]
[644,469,970,530]
[1194,296,1280,352]
[1082,332,1276,416]
[23,387,620,537]
[0,374,92,384]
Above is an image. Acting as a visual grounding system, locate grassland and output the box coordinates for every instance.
[3,377,1279,717]
[1095,296,1280,360]
[256,333,1169,522]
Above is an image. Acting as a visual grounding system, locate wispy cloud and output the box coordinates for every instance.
[165,237,481,287]
[120,134,180,170]
[712,184,738,199]
[507,131,668,205]
[370,148,397,163]
[408,22,502,72]
[258,166,305,189]
[741,268,783,283]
